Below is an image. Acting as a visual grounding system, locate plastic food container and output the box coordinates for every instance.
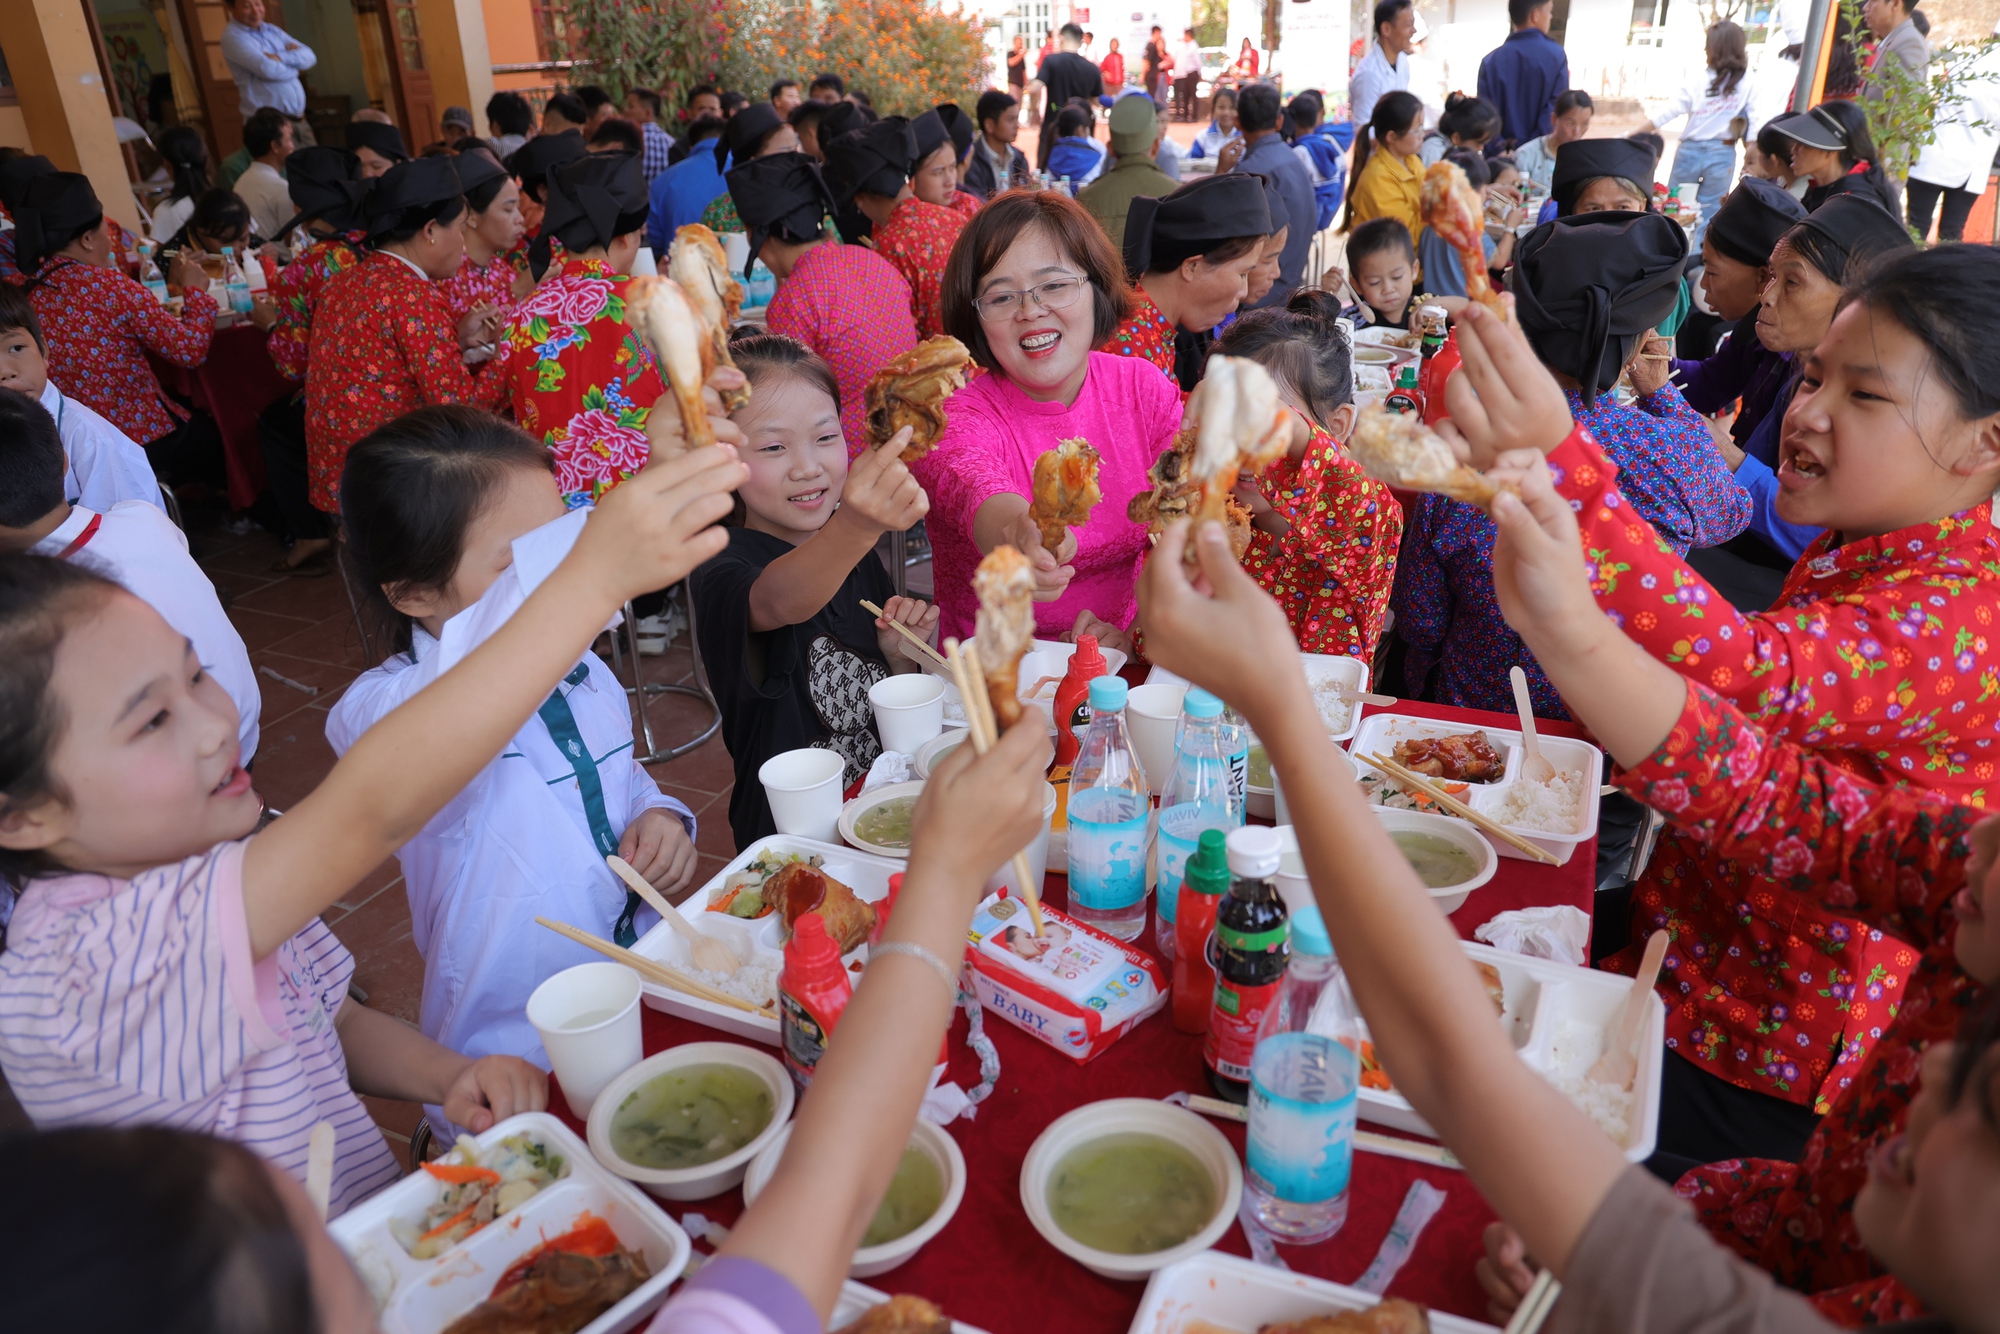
[586,1042,794,1200]
[1021,1098,1242,1280]
[1149,653,1370,745]
[1354,941,1664,1163]
[627,837,903,1044]
[924,637,1127,731]
[1348,713,1605,865]
[1371,807,1499,913]
[743,1118,967,1278]
[833,1281,992,1333]
[1128,1250,1499,1334]
[327,1112,690,1334]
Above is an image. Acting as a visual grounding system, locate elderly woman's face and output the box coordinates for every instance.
[974,223,1097,402]
[1573,176,1648,214]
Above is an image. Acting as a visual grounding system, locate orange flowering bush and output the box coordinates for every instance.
[723,0,989,117]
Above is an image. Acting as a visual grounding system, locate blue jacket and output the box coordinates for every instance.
[1046,136,1106,188]
[648,144,727,253]
[1238,134,1316,307]
[1477,28,1569,146]
[1296,123,1354,230]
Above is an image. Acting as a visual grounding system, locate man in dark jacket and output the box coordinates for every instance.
[962,89,1032,197]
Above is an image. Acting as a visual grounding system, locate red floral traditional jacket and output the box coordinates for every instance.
[1100,283,1177,382]
[869,196,966,340]
[1550,424,2000,1108]
[267,231,366,382]
[29,255,217,445]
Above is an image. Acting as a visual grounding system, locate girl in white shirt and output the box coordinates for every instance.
[328,406,699,1104]
[1641,21,1755,245]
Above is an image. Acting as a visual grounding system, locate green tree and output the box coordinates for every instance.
[1841,0,1998,185]
[544,0,730,109]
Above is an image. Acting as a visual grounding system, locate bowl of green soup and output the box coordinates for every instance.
[1372,807,1498,912]
[1021,1098,1241,1279]
[839,782,926,858]
[586,1042,793,1200]
[741,1116,966,1276]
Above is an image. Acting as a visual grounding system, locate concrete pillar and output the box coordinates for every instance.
[0,0,143,233]
[413,0,495,128]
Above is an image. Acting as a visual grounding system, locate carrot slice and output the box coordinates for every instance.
[422,1161,502,1186]
[419,1202,481,1242]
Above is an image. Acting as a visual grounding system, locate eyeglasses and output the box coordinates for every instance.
[972,274,1091,321]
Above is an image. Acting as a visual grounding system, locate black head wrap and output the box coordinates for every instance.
[1509,211,1688,407]
[15,172,102,275]
[718,102,787,171]
[0,155,56,217]
[934,104,974,159]
[726,151,836,279]
[818,101,876,145]
[1705,176,1808,269]
[1794,193,1916,269]
[822,118,917,208]
[1550,137,1659,216]
[910,109,953,163]
[540,151,648,261]
[451,149,508,200]
[362,155,465,239]
[274,146,368,238]
[346,120,410,165]
[505,130,585,198]
[1124,171,1272,276]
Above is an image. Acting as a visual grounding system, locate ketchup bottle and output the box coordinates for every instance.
[1172,829,1230,1033]
[779,911,853,1090]
[1053,634,1108,767]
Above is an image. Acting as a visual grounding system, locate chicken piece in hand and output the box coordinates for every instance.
[1028,437,1102,555]
[1348,402,1509,506]
[866,335,972,461]
[624,275,716,456]
[1421,161,1509,321]
[667,223,749,410]
[974,544,1036,729]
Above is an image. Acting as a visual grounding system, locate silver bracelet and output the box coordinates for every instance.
[869,941,960,996]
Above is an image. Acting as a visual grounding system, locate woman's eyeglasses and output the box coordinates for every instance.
[972,274,1091,321]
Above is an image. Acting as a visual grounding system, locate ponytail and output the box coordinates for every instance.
[1342,90,1425,231]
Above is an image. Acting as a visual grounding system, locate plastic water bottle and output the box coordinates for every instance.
[222,247,254,315]
[1155,687,1241,962]
[1220,702,1251,813]
[1066,675,1150,939]
[137,242,169,303]
[1246,904,1358,1241]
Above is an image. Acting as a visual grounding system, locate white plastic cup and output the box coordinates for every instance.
[1676,183,1698,211]
[870,674,946,755]
[759,748,846,842]
[1271,826,1314,917]
[719,231,751,272]
[525,961,643,1120]
[1126,683,1188,795]
[985,781,1059,898]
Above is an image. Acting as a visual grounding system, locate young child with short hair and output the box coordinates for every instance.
[0,284,159,513]
[0,400,743,1215]
[327,406,699,1110]
[0,386,256,761]
[691,335,939,850]
[1337,217,1428,329]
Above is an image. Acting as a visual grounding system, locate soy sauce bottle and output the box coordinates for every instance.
[1202,826,1290,1103]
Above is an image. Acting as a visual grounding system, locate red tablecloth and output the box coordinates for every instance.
[555,699,1597,1333]
[153,322,294,509]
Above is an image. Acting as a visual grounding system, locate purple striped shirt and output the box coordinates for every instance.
[0,839,401,1215]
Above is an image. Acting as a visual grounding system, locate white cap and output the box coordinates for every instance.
[1225,825,1282,880]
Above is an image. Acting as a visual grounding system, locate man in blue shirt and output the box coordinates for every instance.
[1477,0,1569,148]
[218,0,317,142]
[648,116,728,253]
[1231,83,1315,307]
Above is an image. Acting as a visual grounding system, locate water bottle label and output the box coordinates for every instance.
[1228,748,1248,805]
[1067,813,1148,911]
[1155,805,1215,928]
[1248,1076,1356,1204]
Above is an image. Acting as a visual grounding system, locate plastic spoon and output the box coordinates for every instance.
[304,1120,335,1221]
[607,854,741,974]
[1509,665,1558,784]
[1589,929,1668,1091]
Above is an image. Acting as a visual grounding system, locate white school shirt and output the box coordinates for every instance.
[325,508,694,1071]
[0,840,403,1216]
[1911,39,2000,191]
[33,502,260,762]
[45,379,161,512]
[1649,76,1753,143]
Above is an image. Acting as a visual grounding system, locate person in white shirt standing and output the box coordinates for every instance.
[1907,23,2000,240]
[232,108,296,243]
[1171,28,1205,122]
[0,287,161,514]
[0,389,258,764]
[1351,0,1417,128]
[1639,21,1753,247]
[218,0,317,146]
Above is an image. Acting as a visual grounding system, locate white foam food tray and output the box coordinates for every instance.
[628,836,906,1044]
[329,1112,690,1334]
[1348,713,1604,864]
[1129,1250,1498,1334]
[1146,652,1371,745]
[833,1280,993,1334]
[1353,941,1663,1163]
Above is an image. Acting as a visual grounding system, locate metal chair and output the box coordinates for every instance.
[333,539,377,663]
[606,580,720,764]
[889,520,932,598]
[157,483,186,532]
[407,1118,435,1172]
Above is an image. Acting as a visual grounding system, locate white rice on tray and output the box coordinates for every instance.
[684,959,779,1009]
[1544,1015,1633,1144]
[1491,767,1585,833]
[1307,674,1354,733]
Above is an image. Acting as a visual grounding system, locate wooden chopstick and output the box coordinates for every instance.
[1361,752,1561,865]
[1502,1268,1562,1334]
[943,638,1047,935]
[858,599,951,670]
[534,915,774,1015]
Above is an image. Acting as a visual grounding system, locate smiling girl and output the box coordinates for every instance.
[1442,244,2000,1165]
[691,335,939,849]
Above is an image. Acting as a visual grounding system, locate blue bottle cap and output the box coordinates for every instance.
[1290,904,1331,956]
[1088,675,1128,711]
[1182,687,1224,719]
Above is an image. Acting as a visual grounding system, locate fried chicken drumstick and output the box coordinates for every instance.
[625,275,718,456]
[1128,355,1289,565]
[667,224,749,410]
[973,545,1036,729]
[1347,402,1508,505]
[865,335,972,462]
[1421,161,1509,322]
[1028,436,1102,555]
